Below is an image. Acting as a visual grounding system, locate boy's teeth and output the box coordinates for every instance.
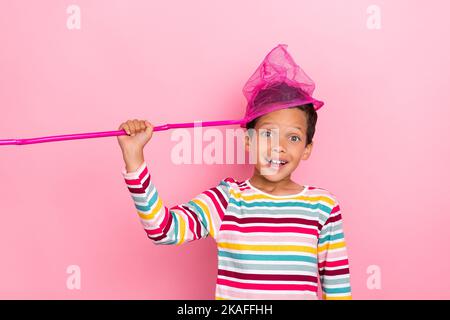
[269,159,286,165]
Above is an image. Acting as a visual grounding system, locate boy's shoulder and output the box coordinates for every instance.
[305,185,340,207]
[306,185,337,196]
[219,177,247,191]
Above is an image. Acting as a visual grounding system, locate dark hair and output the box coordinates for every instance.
[245,103,318,146]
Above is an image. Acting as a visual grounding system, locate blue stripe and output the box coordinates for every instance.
[229,198,331,213]
[188,201,209,231]
[318,232,344,244]
[135,190,159,212]
[218,250,317,264]
[165,213,178,245]
[131,184,153,203]
[322,286,351,294]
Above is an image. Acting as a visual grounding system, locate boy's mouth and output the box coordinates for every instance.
[264,157,289,168]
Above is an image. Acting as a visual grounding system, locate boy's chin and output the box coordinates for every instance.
[258,167,291,181]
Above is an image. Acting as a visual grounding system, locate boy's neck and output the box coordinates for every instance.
[249,169,301,194]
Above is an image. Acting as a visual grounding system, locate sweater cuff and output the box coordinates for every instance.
[121,161,147,180]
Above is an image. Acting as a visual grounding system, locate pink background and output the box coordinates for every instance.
[1,0,449,299]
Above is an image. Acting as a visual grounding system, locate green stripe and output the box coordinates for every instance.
[322,286,351,294]
[188,201,209,232]
[174,213,179,244]
[229,198,331,213]
[318,232,344,244]
[218,250,317,263]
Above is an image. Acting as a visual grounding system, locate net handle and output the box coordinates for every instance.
[0,119,245,146]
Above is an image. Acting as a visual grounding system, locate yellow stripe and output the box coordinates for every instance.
[177,212,186,245]
[323,294,352,300]
[218,242,317,254]
[318,241,346,253]
[215,296,229,300]
[138,197,162,220]
[230,189,335,205]
[192,198,214,238]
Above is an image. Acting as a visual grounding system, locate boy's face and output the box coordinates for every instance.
[245,108,313,182]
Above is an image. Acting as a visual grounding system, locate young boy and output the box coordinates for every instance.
[117,45,351,300]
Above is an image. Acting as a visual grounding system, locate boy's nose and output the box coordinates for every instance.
[271,143,286,153]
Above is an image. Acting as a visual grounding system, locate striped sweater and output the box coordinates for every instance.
[122,161,352,300]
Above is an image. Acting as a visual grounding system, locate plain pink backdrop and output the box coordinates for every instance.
[0,0,449,299]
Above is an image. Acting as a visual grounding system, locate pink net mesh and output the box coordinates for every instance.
[240,44,324,128]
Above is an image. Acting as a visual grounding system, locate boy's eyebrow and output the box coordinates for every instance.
[258,122,275,127]
[259,122,303,132]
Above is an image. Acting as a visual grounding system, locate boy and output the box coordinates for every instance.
[117,44,351,300]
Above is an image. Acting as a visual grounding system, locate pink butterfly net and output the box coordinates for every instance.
[0,44,323,146]
[240,43,324,128]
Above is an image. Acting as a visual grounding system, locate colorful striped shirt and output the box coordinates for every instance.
[122,161,352,300]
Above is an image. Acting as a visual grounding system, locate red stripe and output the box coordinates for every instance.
[127,173,150,194]
[204,189,226,220]
[218,269,317,283]
[144,205,171,236]
[124,166,149,185]
[324,213,342,227]
[217,278,317,292]
[220,224,318,236]
[149,209,173,241]
[331,204,340,214]
[320,268,350,276]
[180,205,199,240]
[210,187,228,218]
[185,206,203,239]
[181,206,197,240]
[225,177,237,184]
[318,258,349,269]
[223,214,320,228]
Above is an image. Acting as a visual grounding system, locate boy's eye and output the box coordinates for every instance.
[290,136,301,142]
[260,130,272,137]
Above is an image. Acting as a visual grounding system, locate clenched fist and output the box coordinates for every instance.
[117,119,154,153]
[117,119,154,173]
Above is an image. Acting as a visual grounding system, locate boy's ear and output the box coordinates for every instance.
[301,141,314,160]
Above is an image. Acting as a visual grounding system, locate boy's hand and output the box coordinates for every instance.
[117,119,154,154]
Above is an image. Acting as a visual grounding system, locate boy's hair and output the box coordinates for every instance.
[245,103,318,146]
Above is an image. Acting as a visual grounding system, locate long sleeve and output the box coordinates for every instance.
[317,200,352,300]
[121,161,232,245]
